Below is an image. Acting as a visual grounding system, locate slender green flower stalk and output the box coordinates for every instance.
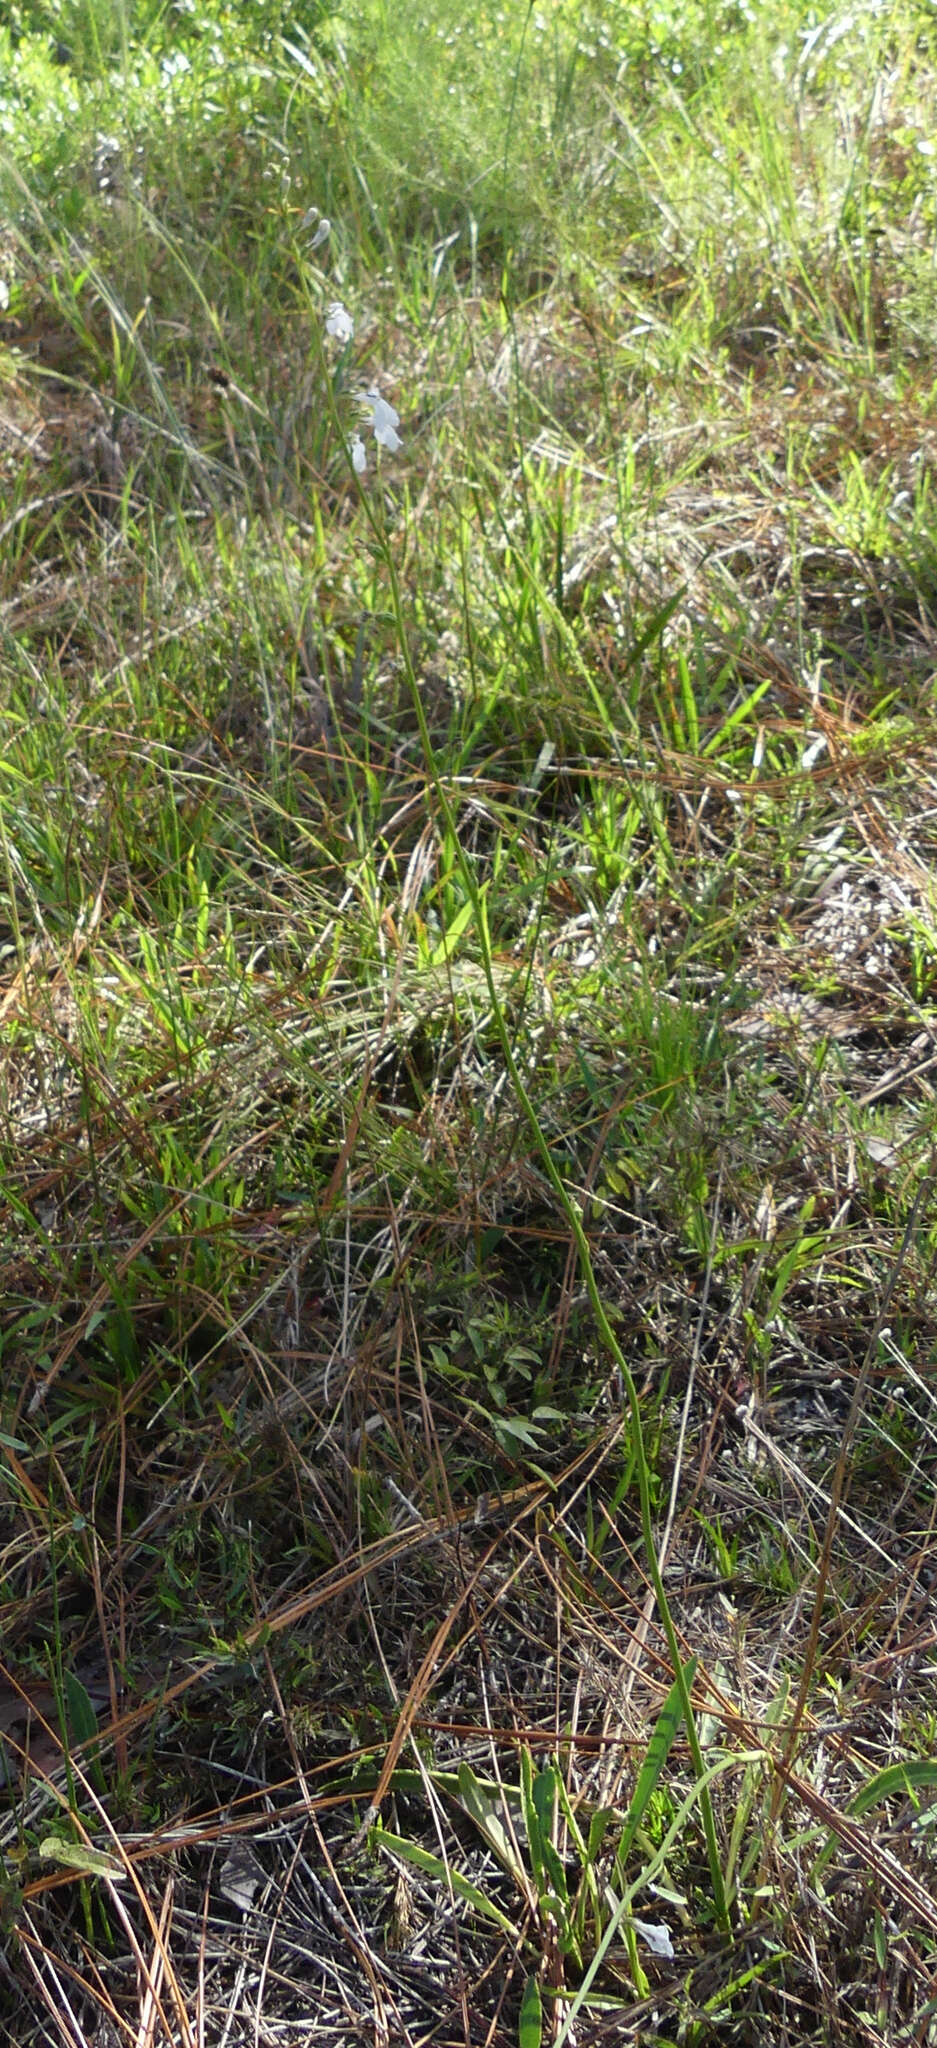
[303,237,728,1926]
[370,509,728,1934]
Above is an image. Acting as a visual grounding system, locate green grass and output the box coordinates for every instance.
[1,0,937,2041]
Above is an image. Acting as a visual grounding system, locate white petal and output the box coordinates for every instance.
[325,301,354,342]
[373,421,402,452]
[351,433,367,474]
[364,389,400,434]
[632,1918,675,1960]
[308,216,331,250]
[800,733,827,770]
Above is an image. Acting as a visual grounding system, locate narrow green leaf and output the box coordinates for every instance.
[677,652,700,752]
[532,1765,568,1906]
[617,1657,697,1873]
[374,1827,517,1936]
[429,896,475,967]
[531,1763,558,1841]
[63,1672,99,1749]
[519,1973,542,2048]
[520,1748,544,1892]
[702,676,772,756]
[849,1760,937,1817]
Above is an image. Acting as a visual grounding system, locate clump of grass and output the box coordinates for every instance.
[2,0,937,2041]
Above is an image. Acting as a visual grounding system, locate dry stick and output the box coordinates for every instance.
[766,1168,933,1843]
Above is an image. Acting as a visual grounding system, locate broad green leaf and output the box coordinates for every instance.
[62,1670,107,1794]
[457,1762,527,1888]
[491,1414,543,1453]
[39,1837,124,1880]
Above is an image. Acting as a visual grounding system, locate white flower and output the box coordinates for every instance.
[325,301,354,343]
[303,208,331,251]
[633,1919,675,1961]
[350,433,367,474]
[362,388,402,452]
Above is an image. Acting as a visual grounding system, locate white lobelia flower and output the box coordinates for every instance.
[303,208,331,251]
[350,433,367,474]
[362,388,402,452]
[325,301,354,343]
